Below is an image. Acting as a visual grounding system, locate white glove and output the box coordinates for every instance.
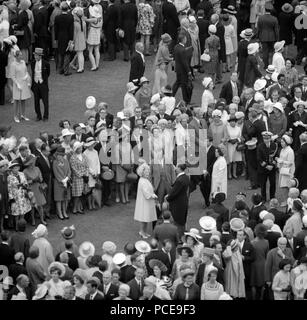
[271,134,278,141]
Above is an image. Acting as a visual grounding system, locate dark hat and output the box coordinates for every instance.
[61,225,76,240]
[224,5,237,14]
[214,192,226,203]
[228,115,237,122]
[55,146,65,156]
[293,199,304,212]
[123,242,137,255]
[279,258,292,269]
[177,245,194,257]
[282,3,294,12]
[0,125,11,133]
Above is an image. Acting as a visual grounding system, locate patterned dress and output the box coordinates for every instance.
[7,172,32,216]
[204,35,220,75]
[70,153,89,197]
[23,166,46,207]
[137,3,155,35]
[86,4,103,46]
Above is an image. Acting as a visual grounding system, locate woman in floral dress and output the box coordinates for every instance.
[7,161,31,230]
[152,0,163,53]
[137,0,155,55]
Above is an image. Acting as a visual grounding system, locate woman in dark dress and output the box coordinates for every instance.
[0,43,8,105]
[244,43,262,88]
[278,4,295,57]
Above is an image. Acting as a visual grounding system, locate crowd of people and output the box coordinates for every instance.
[0,0,307,301]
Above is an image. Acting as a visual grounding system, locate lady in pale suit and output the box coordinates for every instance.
[11,50,31,123]
[201,77,215,114]
[134,162,158,239]
[211,146,227,198]
[276,135,295,207]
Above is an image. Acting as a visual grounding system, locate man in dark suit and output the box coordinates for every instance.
[294,133,307,192]
[268,198,286,229]
[102,271,119,300]
[200,136,216,207]
[127,267,145,300]
[172,33,193,104]
[33,0,50,56]
[284,228,300,260]
[237,230,255,300]
[129,42,145,85]
[162,0,180,53]
[7,274,32,300]
[208,192,229,231]
[85,279,104,300]
[264,221,281,250]
[8,253,27,284]
[153,211,179,248]
[166,163,190,239]
[30,48,50,122]
[9,219,30,260]
[219,72,240,105]
[156,104,172,121]
[145,238,169,276]
[54,2,74,76]
[103,0,119,61]
[129,106,146,131]
[266,74,287,99]
[196,10,209,60]
[71,124,88,142]
[196,0,213,21]
[0,231,15,267]
[237,0,252,34]
[257,3,279,68]
[95,103,114,129]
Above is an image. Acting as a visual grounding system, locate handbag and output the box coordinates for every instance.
[236,142,246,152]
[200,52,211,62]
[14,30,24,36]
[280,167,291,176]
[126,172,138,182]
[122,164,132,172]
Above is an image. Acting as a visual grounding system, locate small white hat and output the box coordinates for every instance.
[135,240,151,253]
[199,216,216,231]
[32,224,47,238]
[259,210,270,220]
[254,79,267,91]
[254,92,265,102]
[208,24,217,34]
[274,40,285,52]
[79,123,86,128]
[79,241,95,258]
[127,82,138,92]
[212,109,222,117]
[271,71,279,82]
[61,128,73,137]
[273,102,284,113]
[235,111,245,119]
[73,141,83,152]
[202,77,213,88]
[85,96,96,109]
[113,252,126,265]
[150,93,161,104]
[248,42,260,54]
[102,241,117,254]
[116,111,126,120]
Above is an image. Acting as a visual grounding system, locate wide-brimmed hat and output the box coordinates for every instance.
[150,93,161,104]
[235,111,245,119]
[282,3,294,12]
[240,28,253,38]
[23,154,37,167]
[113,252,126,265]
[181,268,195,278]
[148,259,168,272]
[245,138,257,149]
[79,241,95,258]
[254,79,267,91]
[199,216,216,231]
[248,42,259,54]
[85,96,96,109]
[177,245,194,257]
[274,40,285,52]
[61,128,73,137]
[124,242,136,255]
[139,76,149,85]
[89,4,102,17]
[230,218,245,232]
[254,92,265,102]
[61,225,76,240]
[224,5,237,14]
[73,141,83,152]
[183,228,202,243]
[8,35,18,44]
[127,82,138,92]
[266,65,276,73]
[8,160,20,169]
[281,134,293,145]
[202,77,213,88]
[102,241,117,254]
[135,240,151,253]
[293,100,307,109]
[48,261,65,277]
[161,33,172,43]
[84,137,97,148]
[273,102,284,113]
[32,283,49,300]
[55,146,66,156]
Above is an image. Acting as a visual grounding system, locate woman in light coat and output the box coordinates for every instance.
[211,146,227,198]
[276,135,295,207]
[201,77,215,114]
[283,199,304,237]
[134,162,158,239]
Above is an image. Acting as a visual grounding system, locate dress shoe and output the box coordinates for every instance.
[43,118,48,122]
[36,117,42,121]
[77,69,84,73]
[14,117,20,123]
[21,115,30,121]
[64,72,72,76]
[123,58,129,62]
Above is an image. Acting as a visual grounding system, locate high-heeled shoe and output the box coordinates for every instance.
[77,69,84,73]
[63,213,69,219]
[138,231,149,239]
[56,214,64,220]
[41,220,47,226]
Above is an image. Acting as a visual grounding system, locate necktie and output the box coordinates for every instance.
[168,252,171,264]
[139,281,142,292]
[104,285,107,294]
[185,287,189,300]
[233,82,238,97]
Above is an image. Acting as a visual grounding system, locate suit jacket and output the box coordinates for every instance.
[197,17,209,53]
[33,5,49,38]
[267,83,287,99]
[103,3,119,42]
[206,144,216,176]
[129,115,146,131]
[85,292,104,300]
[208,203,229,231]
[0,243,15,267]
[237,39,250,82]
[30,59,50,88]
[294,143,307,191]
[158,249,176,274]
[241,98,256,119]
[120,264,136,283]
[195,262,224,287]
[268,208,286,230]
[244,55,262,87]
[241,240,256,283]
[216,21,226,62]
[103,283,119,300]
[129,51,145,83]
[257,141,278,173]
[156,113,172,121]
[162,1,180,40]
[173,43,190,79]
[54,12,74,54]
[7,285,32,300]
[242,118,266,144]
[167,173,190,226]
[286,237,300,260]
[196,0,213,20]
[128,278,145,300]
[95,113,114,129]
[257,13,279,42]
[265,230,281,250]
[35,152,52,185]
[9,232,30,260]
[71,133,88,143]
[219,80,240,105]
[8,263,28,284]
[153,222,179,247]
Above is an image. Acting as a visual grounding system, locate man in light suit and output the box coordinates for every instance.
[127,268,145,300]
[129,42,145,85]
[219,72,240,105]
[166,163,190,239]
[257,3,279,68]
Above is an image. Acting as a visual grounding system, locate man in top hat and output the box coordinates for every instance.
[237,28,254,90]
[31,48,50,122]
[256,2,279,69]
[257,131,278,202]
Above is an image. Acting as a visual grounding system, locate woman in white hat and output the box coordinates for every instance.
[204,24,220,85]
[135,76,151,112]
[244,42,262,88]
[60,128,74,155]
[272,40,286,73]
[7,160,32,229]
[152,59,168,95]
[10,50,31,123]
[289,100,307,151]
[123,82,139,117]
[211,145,228,198]
[182,228,204,262]
[134,161,158,239]
[208,109,226,148]
[69,141,89,214]
[201,77,215,114]
[268,102,287,144]
[84,0,103,71]
[188,15,201,73]
[47,262,66,299]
